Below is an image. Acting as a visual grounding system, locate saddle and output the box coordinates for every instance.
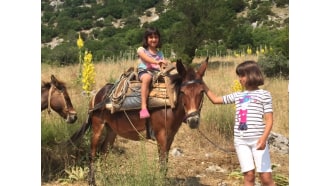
[105,64,179,114]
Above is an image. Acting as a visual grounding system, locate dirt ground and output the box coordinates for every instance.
[112,123,288,186]
[42,122,288,186]
[159,124,288,186]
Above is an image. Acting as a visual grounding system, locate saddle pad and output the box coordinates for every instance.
[105,65,178,113]
[106,80,177,113]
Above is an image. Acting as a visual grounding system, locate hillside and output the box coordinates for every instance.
[44,4,288,49]
[41,0,289,64]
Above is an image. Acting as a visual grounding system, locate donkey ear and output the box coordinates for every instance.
[197,57,208,77]
[176,59,186,77]
[51,74,57,84]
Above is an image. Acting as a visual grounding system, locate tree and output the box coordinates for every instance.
[167,0,237,63]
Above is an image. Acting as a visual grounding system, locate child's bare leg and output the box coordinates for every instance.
[140,73,152,110]
[243,170,255,186]
[259,172,275,186]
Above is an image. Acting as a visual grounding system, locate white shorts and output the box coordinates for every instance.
[234,137,272,173]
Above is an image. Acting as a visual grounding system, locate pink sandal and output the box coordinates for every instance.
[140,109,150,119]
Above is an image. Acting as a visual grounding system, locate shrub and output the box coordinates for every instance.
[275,0,289,8]
[258,52,289,79]
[49,44,79,65]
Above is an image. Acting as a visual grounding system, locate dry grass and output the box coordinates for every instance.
[41,55,289,185]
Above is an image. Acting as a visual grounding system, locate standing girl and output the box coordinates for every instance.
[137,27,168,118]
[203,60,275,186]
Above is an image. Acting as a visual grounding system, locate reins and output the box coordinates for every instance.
[123,110,157,145]
[197,129,235,154]
[181,80,234,154]
[47,85,53,114]
[121,69,171,146]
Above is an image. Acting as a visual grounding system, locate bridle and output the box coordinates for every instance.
[181,79,234,154]
[47,83,76,116]
[180,79,204,119]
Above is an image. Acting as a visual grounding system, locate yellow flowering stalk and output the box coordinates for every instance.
[261,48,265,54]
[247,46,252,55]
[77,33,84,49]
[231,79,243,109]
[270,46,273,52]
[231,79,243,92]
[234,51,239,57]
[82,51,96,96]
[77,33,84,81]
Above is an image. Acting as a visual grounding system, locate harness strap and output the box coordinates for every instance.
[47,84,68,114]
[47,85,53,114]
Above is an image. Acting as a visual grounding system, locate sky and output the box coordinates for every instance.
[1,1,329,185]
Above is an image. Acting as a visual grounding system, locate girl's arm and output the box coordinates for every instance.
[137,47,169,66]
[256,112,273,150]
[137,47,160,65]
[203,84,223,104]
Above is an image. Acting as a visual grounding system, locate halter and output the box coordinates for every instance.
[180,79,234,153]
[181,79,203,87]
[180,79,204,118]
[47,84,71,115]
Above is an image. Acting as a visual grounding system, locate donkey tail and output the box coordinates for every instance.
[67,115,92,145]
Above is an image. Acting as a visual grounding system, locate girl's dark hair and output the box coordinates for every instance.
[142,27,162,48]
[236,60,264,87]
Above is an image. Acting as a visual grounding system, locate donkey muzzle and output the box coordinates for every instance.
[185,111,200,129]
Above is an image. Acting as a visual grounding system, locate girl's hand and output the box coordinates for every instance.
[158,59,169,69]
[159,59,168,65]
[256,138,266,150]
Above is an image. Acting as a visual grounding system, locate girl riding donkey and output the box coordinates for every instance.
[137,27,170,119]
[137,27,171,139]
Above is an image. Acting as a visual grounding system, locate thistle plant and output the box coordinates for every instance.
[82,50,96,96]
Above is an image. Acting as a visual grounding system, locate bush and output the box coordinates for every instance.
[42,25,58,43]
[258,52,289,79]
[225,0,246,13]
[275,0,289,8]
[47,44,79,65]
[41,47,53,64]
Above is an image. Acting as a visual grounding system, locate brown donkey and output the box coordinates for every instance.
[69,58,209,185]
[41,74,77,124]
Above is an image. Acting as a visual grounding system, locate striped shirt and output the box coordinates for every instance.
[222,89,273,138]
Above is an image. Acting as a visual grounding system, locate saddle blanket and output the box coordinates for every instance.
[106,81,176,113]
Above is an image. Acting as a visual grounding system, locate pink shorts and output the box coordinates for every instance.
[234,137,272,173]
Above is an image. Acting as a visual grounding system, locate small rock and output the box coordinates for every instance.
[206,165,226,173]
[171,148,183,157]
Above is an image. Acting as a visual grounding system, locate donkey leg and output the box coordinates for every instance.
[156,145,169,177]
[145,120,155,140]
[89,120,105,186]
[155,130,175,175]
[101,125,117,154]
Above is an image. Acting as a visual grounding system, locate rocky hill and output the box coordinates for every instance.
[41,0,289,64]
